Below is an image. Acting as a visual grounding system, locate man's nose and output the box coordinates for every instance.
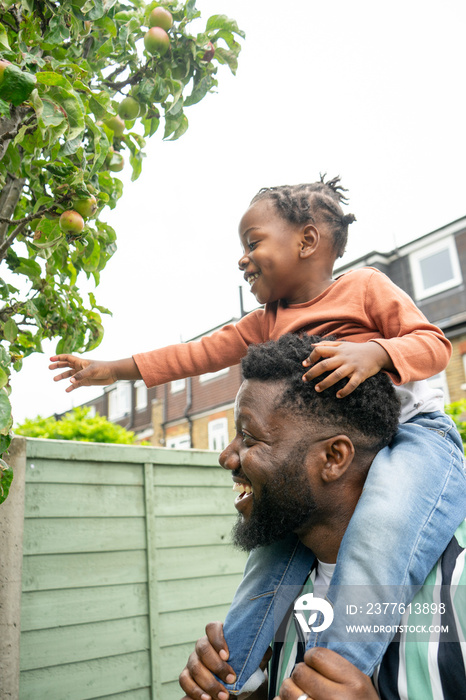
[219,436,241,471]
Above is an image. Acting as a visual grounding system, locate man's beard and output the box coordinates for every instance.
[232,442,318,552]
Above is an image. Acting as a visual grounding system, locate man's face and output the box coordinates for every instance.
[219,379,324,551]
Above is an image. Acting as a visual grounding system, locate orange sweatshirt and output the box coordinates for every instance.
[133,267,451,388]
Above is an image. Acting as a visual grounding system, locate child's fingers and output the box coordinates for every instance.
[52,369,76,382]
[334,375,364,398]
[313,368,351,393]
[302,342,342,367]
[302,353,347,382]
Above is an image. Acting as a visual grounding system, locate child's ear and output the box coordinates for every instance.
[300,224,320,258]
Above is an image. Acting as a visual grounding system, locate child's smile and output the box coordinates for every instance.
[238,199,310,305]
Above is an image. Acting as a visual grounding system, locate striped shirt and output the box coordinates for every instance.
[269,520,466,699]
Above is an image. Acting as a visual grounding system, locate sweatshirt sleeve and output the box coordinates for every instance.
[132,309,268,387]
[364,269,451,385]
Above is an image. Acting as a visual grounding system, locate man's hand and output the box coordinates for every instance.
[179,621,271,700]
[302,341,394,398]
[49,355,140,392]
[179,621,236,700]
[274,647,378,700]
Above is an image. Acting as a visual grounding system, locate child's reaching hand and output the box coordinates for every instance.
[49,355,141,392]
[302,340,395,398]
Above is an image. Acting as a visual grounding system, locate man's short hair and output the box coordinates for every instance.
[241,334,400,453]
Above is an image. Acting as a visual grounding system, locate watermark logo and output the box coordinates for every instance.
[294,592,334,634]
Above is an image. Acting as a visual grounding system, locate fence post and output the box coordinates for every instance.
[0,436,27,699]
[144,462,163,699]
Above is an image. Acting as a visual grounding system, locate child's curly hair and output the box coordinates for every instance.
[241,333,400,454]
[251,174,356,258]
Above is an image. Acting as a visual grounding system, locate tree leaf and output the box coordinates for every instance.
[0,368,8,389]
[3,319,18,343]
[206,14,246,39]
[0,456,13,503]
[185,74,215,107]
[15,258,43,282]
[36,71,74,91]
[0,392,12,434]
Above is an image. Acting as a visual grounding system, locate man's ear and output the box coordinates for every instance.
[299,224,320,258]
[321,435,355,482]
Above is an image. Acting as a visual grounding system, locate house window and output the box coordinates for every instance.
[135,380,147,410]
[171,378,186,393]
[410,237,462,300]
[426,371,450,405]
[199,367,229,383]
[108,382,131,420]
[208,418,229,451]
[167,433,191,449]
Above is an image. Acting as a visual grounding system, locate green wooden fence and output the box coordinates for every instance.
[8,437,247,700]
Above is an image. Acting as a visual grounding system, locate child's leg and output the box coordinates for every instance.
[313,412,466,676]
[220,533,315,694]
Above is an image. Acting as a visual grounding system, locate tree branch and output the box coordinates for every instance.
[0,112,36,150]
[0,301,25,322]
[0,219,29,261]
[103,61,151,91]
[0,194,67,228]
[0,176,25,244]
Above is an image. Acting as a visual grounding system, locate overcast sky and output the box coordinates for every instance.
[11,0,466,424]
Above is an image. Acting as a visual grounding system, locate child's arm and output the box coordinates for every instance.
[303,268,451,397]
[302,340,395,398]
[49,355,141,392]
[50,308,267,391]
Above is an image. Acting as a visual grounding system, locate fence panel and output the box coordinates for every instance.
[17,438,246,700]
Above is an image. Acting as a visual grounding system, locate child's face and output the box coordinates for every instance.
[238,199,308,305]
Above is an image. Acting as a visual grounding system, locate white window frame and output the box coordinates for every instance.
[409,236,462,300]
[134,380,148,411]
[166,433,191,449]
[171,378,186,393]
[108,382,132,420]
[199,367,229,383]
[208,417,229,451]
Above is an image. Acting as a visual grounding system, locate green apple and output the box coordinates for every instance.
[59,210,85,235]
[104,115,126,137]
[144,27,170,56]
[106,148,125,172]
[148,7,173,31]
[72,195,97,219]
[118,96,141,120]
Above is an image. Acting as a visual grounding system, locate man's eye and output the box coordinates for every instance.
[241,432,255,445]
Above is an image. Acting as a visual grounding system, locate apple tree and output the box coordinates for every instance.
[0,0,244,503]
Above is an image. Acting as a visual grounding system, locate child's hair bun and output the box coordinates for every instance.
[341,213,356,226]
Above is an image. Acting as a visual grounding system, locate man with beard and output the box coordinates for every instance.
[179,334,466,700]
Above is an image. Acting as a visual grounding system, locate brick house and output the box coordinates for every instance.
[335,214,466,404]
[79,214,466,447]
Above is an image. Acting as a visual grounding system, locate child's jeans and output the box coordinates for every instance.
[220,412,466,694]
